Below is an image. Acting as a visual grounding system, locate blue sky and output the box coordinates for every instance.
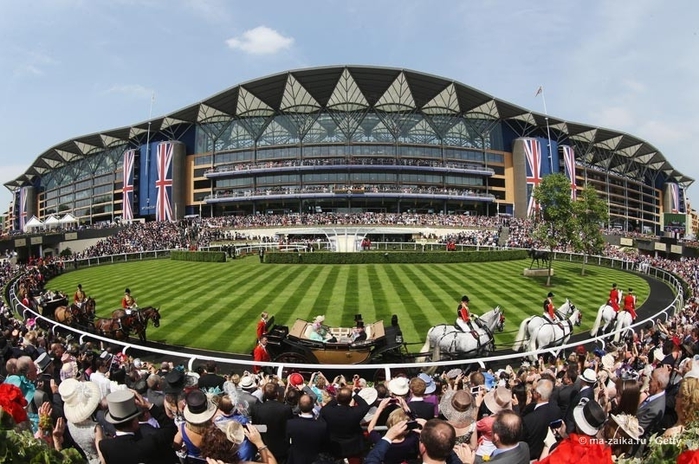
[1,0,698,213]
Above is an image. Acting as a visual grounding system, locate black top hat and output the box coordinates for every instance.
[628,288,633,292]
[77,284,82,289]
[612,283,617,288]
[461,295,469,303]
[547,292,555,297]
[573,398,607,435]
[356,320,365,329]
[163,369,185,394]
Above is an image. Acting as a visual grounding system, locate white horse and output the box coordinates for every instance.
[590,303,620,336]
[611,311,634,343]
[526,308,581,361]
[420,307,505,360]
[512,299,577,351]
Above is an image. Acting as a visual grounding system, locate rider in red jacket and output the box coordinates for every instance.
[623,288,637,320]
[608,283,621,312]
[543,292,557,322]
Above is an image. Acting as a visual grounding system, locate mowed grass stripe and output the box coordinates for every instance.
[47,258,657,354]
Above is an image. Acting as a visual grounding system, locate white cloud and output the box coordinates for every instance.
[13,64,43,77]
[225,26,294,55]
[106,84,154,99]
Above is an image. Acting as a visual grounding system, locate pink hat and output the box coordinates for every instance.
[289,373,304,386]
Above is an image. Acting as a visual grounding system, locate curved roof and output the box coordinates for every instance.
[6,65,693,190]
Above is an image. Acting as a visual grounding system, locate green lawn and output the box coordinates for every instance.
[46,257,652,354]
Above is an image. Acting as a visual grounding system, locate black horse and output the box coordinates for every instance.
[528,248,550,269]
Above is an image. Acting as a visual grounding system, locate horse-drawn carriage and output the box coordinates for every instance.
[265,316,407,365]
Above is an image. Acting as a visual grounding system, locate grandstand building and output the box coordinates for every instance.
[3,66,694,235]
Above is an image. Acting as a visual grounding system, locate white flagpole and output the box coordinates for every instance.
[536,86,554,173]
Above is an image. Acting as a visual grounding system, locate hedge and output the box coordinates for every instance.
[170,250,227,263]
[265,249,528,264]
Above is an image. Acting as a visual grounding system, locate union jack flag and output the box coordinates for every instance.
[561,145,577,200]
[122,149,136,222]
[155,142,174,222]
[669,183,680,213]
[523,138,543,217]
[19,187,28,231]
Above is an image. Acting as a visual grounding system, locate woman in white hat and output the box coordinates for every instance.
[58,378,102,464]
[173,389,218,460]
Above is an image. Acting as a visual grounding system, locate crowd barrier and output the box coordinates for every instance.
[10,249,684,380]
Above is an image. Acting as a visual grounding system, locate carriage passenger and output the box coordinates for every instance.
[74,283,86,307]
[543,292,558,323]
[121,288,137,315]
[456,295,479,332]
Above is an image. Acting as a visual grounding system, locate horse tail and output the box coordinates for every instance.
[590,304,604,336]
[512,318,530,351]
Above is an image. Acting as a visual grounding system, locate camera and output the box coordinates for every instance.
[470,386,481,395]
[406,421,421,430]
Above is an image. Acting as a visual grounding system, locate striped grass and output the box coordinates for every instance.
[46,257,653,354]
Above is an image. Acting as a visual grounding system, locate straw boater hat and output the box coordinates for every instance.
[183,389,217,424]
[439,390,475,426]
[483,386,512,414]
[357,387,378,406]
[59,379,101,424]
[239,374,257,391]
[573,398,607,436]
[105,390,141,425]
[610,413,644,440]
[580,369,597,384]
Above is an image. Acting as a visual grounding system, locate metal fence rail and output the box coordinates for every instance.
[11,248,684,379]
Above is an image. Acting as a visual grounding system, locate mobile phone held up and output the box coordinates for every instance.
[549,419,563,430]
[406,420,421,430]
[250,424,268,433]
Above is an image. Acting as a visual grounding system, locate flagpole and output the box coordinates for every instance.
[536,86,554,173]
[145,92,155,215]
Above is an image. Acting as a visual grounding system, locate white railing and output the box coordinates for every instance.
[10,249,685,379]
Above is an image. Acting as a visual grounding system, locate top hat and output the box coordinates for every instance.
[35,352,53,374]
[573,398,607,435]
[105,390,141,425]
[163,369,186,394]
[124,288,131,294]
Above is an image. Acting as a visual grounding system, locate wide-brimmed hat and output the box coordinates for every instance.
[59,379,101,423]
[483,386,512,414]
[183,389,217,424]
[288,373,304,386]
[105,390,141,424]
[163,369,185,394]
[313,315,325,323]
[357,387,378,406]
[573,398,607,436]
[239,374,257,390]
[388,377,410,396]
[580,368,597,384]
[35,353,53,374]
[446,368,463,379]
[611,413,644,439]
[439,390,474,426]
[60,361,79,381]
[418,373,436,394]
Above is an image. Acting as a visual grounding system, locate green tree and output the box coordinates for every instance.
[571,186,609,275]
[532,173,575,286]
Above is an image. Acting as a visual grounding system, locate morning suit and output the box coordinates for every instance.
[408,399,436,420]
[473,442,530,464]
[320,393,371,458]
[197,372,225,391]
[556,384,579,418]
[637,393,665,439]
[564,386,594,433]
[98,404,177,464]
[365,437,463,464]
[286,415,328,464]
[251,398,294,462]
[522,402,562,461]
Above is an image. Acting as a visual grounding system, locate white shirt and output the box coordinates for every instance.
[90,370,112,399]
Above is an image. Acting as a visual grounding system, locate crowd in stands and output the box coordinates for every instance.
[4,214,699,462]
[210,186,494,200]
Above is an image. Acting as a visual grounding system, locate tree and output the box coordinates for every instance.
[571,186,609,275]
[532,173,575,286]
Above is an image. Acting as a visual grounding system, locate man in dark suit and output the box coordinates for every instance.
[365,419,464,464]
[522,378,562,461]
[97,390,178,464]
[197,360,225,391]
[637,367,668,438]
[287,394,328,464]
[475,410,530,464]
[320,386,371,464]
[251,381,294,463]
[556,367,579,418]
[564,368,596,433]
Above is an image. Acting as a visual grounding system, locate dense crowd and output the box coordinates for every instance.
[3,215,699,463]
